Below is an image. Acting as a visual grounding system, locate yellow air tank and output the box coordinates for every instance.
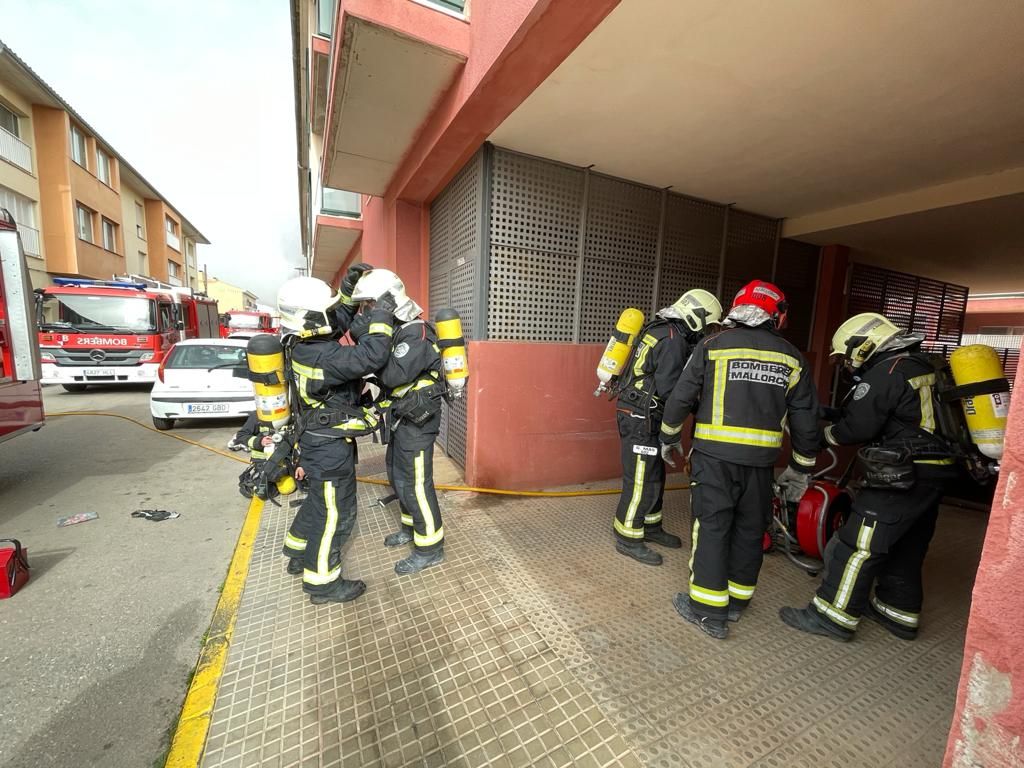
[950,344,1009,460]
[595,308,645,396]
[435,309,468,398]
[247,334,296,495]
[247,334,290,429]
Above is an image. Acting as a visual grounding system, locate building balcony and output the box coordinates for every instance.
[0,127,32,173]
[312,213,361,283]
[17,223,40,257]
[321,1,469,195]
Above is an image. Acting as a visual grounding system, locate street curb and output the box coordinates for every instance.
[164,496,264,768]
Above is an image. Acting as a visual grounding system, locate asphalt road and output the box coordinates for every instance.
[0,385,251,768]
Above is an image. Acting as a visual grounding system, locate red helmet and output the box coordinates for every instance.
[732,279,788,328]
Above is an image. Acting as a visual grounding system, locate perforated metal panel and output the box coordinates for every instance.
[721,209,778,303]
[490,149,583,256]
[774,238,821,350]
[579,257,655,344]
[584,175,661,265]
[488,247,577,341]
[428,149,485,467]
[658,195,726,309]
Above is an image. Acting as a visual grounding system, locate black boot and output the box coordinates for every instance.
[865,602,917,641]
[727,605,746,623]
[672,593,727,640]
[286,558,303,576]
[645,527,683,549]
[309,579,366,605]
[779,605,853,642]
[395,548,445,575]
[615,539,662,566]
[384,529,414,547]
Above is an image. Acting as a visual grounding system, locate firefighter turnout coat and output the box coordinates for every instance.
[614,320,693,541]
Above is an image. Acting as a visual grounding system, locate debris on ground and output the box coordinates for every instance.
[57,512,98,527]
[132,509,181,522]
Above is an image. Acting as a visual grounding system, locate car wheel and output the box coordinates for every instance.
[62,384,88,393]
[152,416,175,431]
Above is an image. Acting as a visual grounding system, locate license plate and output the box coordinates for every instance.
[84,369,116,377]
[186,403,230,414]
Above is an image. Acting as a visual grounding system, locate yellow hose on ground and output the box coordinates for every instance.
[48,410,690,497]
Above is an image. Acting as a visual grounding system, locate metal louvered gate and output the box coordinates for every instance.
[429,151,485,466]
[427,144,822,468]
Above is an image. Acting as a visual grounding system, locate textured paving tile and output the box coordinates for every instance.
[203,439,983,767]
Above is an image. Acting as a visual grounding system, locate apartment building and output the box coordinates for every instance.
[0,41,207,290]
[203,277,259,314]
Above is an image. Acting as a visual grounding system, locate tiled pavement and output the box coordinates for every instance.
[201,442,985,768]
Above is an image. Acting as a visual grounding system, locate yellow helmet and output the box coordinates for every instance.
[671,289,723,334]
[830,312,903,369]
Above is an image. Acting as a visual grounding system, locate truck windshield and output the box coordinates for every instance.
[39,294,157,333]
[228,314,263,329]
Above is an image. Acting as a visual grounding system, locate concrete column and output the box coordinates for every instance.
[945,389,1024,765]
[807,244,850,401]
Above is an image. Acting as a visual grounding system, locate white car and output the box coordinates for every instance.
[150,338,254,430]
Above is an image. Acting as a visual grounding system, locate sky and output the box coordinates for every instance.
[0,0,303,304]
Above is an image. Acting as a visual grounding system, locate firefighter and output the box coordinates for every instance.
[614,289,723,565]
[276,272,396,604]
[659,280,821,639]
[780,313,956,642]
[351,269,447,575]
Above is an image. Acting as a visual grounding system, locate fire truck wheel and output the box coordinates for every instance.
[62,384,88,393]
[152,416,175,431]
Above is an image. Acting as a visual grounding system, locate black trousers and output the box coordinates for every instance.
[687,451,773,619]
[282,439,357,594]
[386,425,443,553]
[614,411,667,543]
[812,479,945,634]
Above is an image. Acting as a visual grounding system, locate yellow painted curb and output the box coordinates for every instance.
[164,495,265,768]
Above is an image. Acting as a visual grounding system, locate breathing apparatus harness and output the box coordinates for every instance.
[376,319,447,438]
[611,319,692,431]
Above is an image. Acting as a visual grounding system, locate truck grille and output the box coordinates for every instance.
[49,349,149,367]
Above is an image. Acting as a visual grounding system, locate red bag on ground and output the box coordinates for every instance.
[0,539,30,599]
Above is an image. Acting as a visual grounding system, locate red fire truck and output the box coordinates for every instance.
[0,209,44,443]
[37,277,219,391]
[219,309,274,338]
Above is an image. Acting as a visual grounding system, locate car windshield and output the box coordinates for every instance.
[39,294,157,333]
[228,314,262,329]
[166,345,247,370]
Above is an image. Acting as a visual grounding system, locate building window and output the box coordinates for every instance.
[101,218,118,252]
[70,124,88,168]
[138,250,147,274]
[75,204,94,243]
[315,0,336,36]
[165,215,180,250]
[0,103,19,138]
[135,202,146,240]
[96,148,112,186]
[415,0,466,16]
[168,260,180,278]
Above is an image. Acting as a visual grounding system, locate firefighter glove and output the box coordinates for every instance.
[342,262,374,299]
[661,441,682,468]
[776,466,810,503]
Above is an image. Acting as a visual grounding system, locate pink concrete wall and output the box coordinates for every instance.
[464,341,625,490]
[945,391,1024,765]
[963,311,1024,333]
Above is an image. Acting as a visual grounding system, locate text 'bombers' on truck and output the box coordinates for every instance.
[36,276,219,391]
[0,208,44,444]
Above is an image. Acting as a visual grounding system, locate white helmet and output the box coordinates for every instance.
[277,276,340,337]
[658,288,723,334]
[351,268,423,322]
[830,312,904,370]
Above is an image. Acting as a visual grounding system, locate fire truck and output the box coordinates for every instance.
[37,276,219,391]
[219,309,274,337]
[0,209,44,443]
